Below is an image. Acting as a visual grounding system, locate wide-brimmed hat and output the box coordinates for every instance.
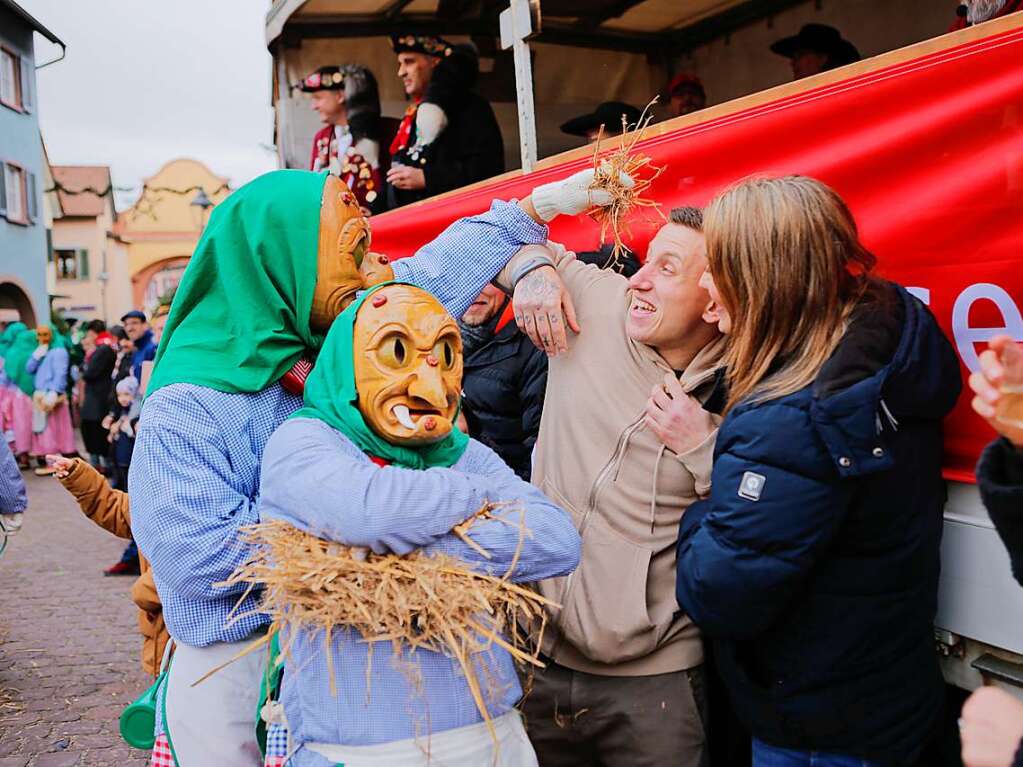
[560,101,642,137]
[770,24,860,66]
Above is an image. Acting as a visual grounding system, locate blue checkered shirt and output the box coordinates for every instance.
[0,439,26,516]
[130,198,548,649]
[260,418,580,765]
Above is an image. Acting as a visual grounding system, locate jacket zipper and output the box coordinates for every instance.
[548,413,645,659]
[583,416,645,531]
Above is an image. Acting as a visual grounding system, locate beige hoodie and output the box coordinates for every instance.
[499,243,725,677]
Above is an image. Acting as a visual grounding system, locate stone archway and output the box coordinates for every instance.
[131,256,191,315]
[0,280,37,327]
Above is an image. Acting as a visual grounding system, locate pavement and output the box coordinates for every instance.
[0,470,150,767]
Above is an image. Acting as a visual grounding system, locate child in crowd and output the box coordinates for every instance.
[103,376,139,492]
[46,454,167,675]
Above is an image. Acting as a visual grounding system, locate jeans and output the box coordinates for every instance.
[752,738,882,767]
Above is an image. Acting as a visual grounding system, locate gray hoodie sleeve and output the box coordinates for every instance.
[0,441,26,515]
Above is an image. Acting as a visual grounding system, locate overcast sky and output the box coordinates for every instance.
[25,0,277,209]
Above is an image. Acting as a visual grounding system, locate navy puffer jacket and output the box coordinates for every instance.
[676,282,962,763]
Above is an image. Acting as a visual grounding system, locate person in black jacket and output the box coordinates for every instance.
[962,333,1023,767]
[385,34,504,209]
[459,283,546,480]
[79,319,116,471]
[674,176,962,766]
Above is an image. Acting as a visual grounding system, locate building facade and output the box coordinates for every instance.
[113,158,229,314]
[0,1,63,326]
[49,165,132,323]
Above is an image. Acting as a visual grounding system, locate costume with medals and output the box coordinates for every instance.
[301,66,386,213]
[130,168,554,766]
[252,283,580,766]
[386,35,505,210]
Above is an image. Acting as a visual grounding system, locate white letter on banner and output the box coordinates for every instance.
[952,283,1023,372]
[906,287,931,305]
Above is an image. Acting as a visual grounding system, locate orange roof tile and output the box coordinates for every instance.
[51,165,113,218]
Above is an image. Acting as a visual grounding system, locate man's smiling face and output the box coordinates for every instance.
[625,223,716,363]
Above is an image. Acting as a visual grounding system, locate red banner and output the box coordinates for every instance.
[372,25,1023,482]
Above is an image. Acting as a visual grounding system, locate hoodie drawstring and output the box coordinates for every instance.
[651,443,666,533]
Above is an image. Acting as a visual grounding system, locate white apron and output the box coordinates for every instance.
[163,635,268,767]
[306,710,538,767]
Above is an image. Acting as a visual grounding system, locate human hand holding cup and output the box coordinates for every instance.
[970,335,1023,448]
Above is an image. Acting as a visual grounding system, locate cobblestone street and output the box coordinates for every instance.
[0,472,150,767]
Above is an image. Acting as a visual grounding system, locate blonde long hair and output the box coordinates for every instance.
[704,176,878,412]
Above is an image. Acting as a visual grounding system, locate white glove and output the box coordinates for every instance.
[414,103,448,147]
[4,430,14,444]
[31,345,48,359]
[530,167,633,223]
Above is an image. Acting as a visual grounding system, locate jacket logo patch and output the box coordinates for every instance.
[738,471,766,501]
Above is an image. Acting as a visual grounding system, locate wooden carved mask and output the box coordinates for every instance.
[352,285,462,445]
[311,175,393,332]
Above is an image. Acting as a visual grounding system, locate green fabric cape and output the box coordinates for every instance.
[147,170,329,396]
[6,329,42,396]
[0,322,26,359]
[291,283,469,470]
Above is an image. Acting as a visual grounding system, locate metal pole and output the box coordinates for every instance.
[500,0,540,173]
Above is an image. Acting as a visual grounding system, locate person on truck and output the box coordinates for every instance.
[769,23,861,80]
[963,334,1023,767]
[300,64,386,214]
[675,176,962,766]
[385,34,504,209]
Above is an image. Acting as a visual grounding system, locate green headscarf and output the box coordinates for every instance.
[291,283,469,470]
[147,170,328,396]
[0,322,26,359]
[5,329,41,396]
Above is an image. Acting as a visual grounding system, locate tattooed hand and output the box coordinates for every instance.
[513,266,580,356]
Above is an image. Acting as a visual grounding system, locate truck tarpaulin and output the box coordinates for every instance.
[370,24,1023,482]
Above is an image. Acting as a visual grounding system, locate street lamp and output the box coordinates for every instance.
[190,188,214,233]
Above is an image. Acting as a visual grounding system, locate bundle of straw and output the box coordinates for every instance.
[217,503,554,740]
[587,99,666,265]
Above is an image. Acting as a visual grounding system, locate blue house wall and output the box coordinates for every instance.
[0,4,48,326]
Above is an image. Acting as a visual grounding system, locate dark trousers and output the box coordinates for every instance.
[521,660,708,767]
[80,419,108,457]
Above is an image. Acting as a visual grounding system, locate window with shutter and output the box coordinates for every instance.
[3,164,25,223]
[0,49,19,110]
[55,249,77,280]
[79,249,90,279]
[27,172,37,221]
[0,163,6,216]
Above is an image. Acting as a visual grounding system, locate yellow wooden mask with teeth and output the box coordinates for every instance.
[352,285,462,445]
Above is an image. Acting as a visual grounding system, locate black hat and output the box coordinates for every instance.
[560,102,642,138]
[391,34,453,58]
[120,309,147,323]
[770,24,861,67]
[299,66,346,93]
